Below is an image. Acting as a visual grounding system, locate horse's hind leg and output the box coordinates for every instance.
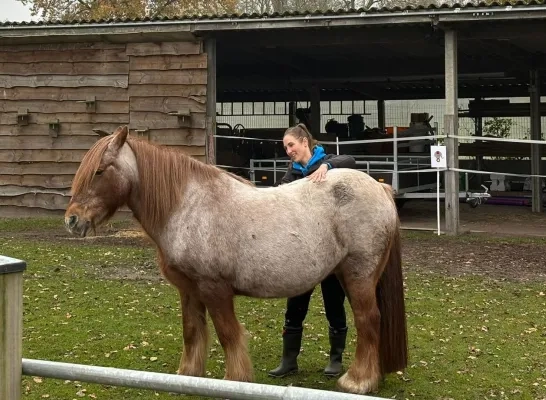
[203,287,254,382]
[336,258,383,394]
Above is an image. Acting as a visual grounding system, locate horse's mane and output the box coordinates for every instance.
[128,137,224,230]
[71,135,113,196]
[71,134,254,233]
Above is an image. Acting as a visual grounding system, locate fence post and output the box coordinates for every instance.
[0,255,27,400]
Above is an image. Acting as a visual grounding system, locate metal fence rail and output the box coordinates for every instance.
[2,255,384,400]
[22,359,384,400]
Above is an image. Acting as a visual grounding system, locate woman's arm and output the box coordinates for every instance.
[324,154,356,169]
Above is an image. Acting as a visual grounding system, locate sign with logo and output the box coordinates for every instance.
[430,145,447,168]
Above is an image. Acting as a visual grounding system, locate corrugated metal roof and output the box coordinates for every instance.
[1,1,544,27]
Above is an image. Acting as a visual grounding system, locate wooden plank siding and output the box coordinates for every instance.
[127,40,207,150]
[0,39,208,215]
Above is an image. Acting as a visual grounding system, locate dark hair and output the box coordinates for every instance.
[283,123,319,149]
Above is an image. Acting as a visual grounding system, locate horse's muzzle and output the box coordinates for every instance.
[65,215,90,237]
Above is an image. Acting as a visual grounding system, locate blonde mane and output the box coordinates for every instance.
[127,137,223,231]
[71,135,113,196]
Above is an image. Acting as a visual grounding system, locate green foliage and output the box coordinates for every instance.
[16,0,238,21]
[483,117,513,139]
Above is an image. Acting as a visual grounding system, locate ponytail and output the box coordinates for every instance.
[283,123,319,149]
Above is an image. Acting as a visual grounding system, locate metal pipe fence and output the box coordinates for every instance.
[2,255,384,400]
[22,358,383,400]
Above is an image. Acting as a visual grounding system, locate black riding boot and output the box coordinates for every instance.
[324,326,347,376]
[268,327,303,377]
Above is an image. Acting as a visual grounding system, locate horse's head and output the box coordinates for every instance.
[65,125,136,237]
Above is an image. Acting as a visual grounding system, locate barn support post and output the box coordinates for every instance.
[444,29,460,235]
[310,85,321,139]
[0,255,27,400]
[377,99,386,130]
[288,101,297,126]
[474,98,484,187]
[205,38,217,165]
[529,69,543,213]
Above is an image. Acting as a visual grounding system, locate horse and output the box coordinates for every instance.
[64,125,408,395]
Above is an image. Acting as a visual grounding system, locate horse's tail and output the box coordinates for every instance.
[376,203,408,375]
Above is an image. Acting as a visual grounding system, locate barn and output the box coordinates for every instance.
[1,1,545,234]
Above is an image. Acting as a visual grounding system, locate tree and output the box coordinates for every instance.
[17,0,239,21]
[19,0,506,22]
[483,117,513,139]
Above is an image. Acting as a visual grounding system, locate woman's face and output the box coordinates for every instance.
[283,133,310,164]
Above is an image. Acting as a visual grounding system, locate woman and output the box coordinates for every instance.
[268,123,357,378]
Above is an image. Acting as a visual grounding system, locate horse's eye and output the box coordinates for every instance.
[95,169,103,176]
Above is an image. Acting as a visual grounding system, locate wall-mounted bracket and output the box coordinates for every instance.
[168,109,192,127]
[92,128,111,137]
[77,96,96,113]
[134,128,150,140]
[49,119,60,137]
[17,109,29,126]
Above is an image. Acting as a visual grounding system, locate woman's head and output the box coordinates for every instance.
[282,123,318,164]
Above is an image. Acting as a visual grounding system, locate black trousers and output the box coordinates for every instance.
[284,273,347,330]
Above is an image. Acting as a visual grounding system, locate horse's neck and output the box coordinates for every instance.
[123,141,174,241]
[124,141,228,242]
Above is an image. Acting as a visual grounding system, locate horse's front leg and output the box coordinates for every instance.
[160,261,209,377]
[202,286,253,382]
[178,291,208,377]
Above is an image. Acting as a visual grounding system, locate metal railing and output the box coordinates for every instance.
[2,255,384,400]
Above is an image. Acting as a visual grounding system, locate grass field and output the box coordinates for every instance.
[1,217,546,400]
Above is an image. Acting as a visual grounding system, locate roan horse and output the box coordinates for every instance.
[64,125,408,395]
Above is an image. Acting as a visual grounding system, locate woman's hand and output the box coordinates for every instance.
[307,164,329,183]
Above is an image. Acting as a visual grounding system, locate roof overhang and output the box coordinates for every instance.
[1,4,546,44]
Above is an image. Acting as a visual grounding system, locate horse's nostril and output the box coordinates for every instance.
[68,215,78,228]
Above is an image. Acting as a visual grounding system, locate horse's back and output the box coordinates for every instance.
[276,168,395,214]
[314,169,399,252]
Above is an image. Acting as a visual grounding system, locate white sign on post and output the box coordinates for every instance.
[430,145,447,236]
[430,145,447,168]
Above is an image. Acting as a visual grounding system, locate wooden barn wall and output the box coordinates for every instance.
[0,40,207,216]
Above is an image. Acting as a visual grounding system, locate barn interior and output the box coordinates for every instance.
[200,6,546,208]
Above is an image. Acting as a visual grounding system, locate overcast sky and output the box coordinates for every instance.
[3,0,36,22]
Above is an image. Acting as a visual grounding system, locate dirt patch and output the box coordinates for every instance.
[402,235,546,282]
[399,200,546,236]
[0,223,152,248]
[397,200,546,282]
[93,259,165,283]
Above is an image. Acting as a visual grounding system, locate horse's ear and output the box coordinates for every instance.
[109,125,129,152]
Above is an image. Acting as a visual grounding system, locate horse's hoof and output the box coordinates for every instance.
[337,371,379,395]
[177,367,205,377]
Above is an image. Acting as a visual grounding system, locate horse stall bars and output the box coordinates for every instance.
[244,127,492,207]
[0,255,26,400]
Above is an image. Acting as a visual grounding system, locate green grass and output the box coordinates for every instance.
[1,220,546,400]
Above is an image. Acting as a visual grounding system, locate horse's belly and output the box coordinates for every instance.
[164,203,347,298]
[232,243,344,298]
